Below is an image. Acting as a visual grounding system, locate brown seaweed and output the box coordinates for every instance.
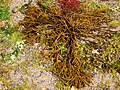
[19,1,119,88]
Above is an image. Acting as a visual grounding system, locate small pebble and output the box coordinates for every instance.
[0,20,6,28]
[42,87,48,90]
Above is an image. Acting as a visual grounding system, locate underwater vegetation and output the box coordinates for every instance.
[0,0,11,20]
[0,0,23,63]
[19,0,120,88]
